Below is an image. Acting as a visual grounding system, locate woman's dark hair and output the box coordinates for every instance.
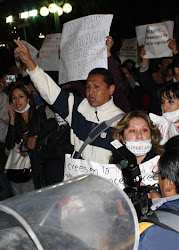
[158,81,179,103]
[9,84,36,129]
[87,68,114,87]
[159,135,179,193]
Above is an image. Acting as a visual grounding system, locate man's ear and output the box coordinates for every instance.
[109,84,115,95]
[166,179,176,195]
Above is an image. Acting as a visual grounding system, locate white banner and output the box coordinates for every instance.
[149,113,179,145]
[119,38,137,64]
[38,33,62,71]
[135,21,174,46]
[58,14,113,85]
[64,154,160,188]
[144,24,172,58]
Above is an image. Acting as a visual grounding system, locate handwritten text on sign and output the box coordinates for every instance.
[64,154,160,188]
[59,15,113,85]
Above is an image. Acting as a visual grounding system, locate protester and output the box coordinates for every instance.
[68,36,131,113]
[159,81,179,129]
[0,70,11,166]
[27,81,73,186]
[138,39,178,115]
[139,135,179,250]
[14,39,125,164]
[5,84,58,194]
[110,110,163,185]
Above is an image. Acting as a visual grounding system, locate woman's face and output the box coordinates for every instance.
[12,88,28,111]
[123,117,151,142]
[161,91,179,113]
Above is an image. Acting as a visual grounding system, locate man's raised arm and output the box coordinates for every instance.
[14,39,60,105]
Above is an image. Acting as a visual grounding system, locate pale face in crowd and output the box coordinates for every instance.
[123,117,151,142]
[86,74,115,107]
[161,91,179,113]
[12,88,29,111]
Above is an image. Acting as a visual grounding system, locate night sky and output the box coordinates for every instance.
[0,0,178,43]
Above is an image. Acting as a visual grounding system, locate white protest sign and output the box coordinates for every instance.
[149,113,179,145]
[144,24,172,58]
[119,38,137,64]
[64,154,125,189]
[64,154,160,188]
[140,155,160,186]
[38,33,62,71]
[58,14,113,85]
[135,20,174,46]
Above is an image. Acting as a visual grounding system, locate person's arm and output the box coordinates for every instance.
[14,39,60,106]
[106,36,130,112]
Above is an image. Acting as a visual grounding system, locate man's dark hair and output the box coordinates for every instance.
[87,68,114,87]
[159,135,179,193]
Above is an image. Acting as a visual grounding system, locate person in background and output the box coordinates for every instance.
[5,84,57,194]
[139,135,179,250]
[159,81,179,129]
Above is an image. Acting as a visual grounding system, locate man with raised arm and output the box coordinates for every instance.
[14,39,124,164]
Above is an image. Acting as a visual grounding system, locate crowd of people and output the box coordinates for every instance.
[0,28,179,248]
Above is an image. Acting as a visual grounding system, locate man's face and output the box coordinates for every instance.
[86,74,115,107]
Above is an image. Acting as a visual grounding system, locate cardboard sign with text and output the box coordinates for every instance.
[64,154,160,188]
[119,38,137,64]
[136,21,174,59]
[38,33,62,71]
[58,14,113,85]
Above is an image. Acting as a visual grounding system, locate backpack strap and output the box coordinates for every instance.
[141,208,179,233]
[76,113,125,159]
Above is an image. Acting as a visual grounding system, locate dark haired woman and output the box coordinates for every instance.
[5,84,57,195]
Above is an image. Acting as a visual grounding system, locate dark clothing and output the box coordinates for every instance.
[139,198,179,250]
[5,105,58,188]
[139,69,163,115]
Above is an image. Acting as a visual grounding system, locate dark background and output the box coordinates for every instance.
[0,0,179,50]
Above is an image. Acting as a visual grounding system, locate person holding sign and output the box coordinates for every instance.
[110,110,163,186]
[14,39,124,165]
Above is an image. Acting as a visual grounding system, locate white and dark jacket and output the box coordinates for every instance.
[27,65,124,164]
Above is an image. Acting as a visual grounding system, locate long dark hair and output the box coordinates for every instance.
[9,84,36,130]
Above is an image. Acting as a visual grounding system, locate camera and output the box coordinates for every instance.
[5,75,16,83]
[112,145,159,218]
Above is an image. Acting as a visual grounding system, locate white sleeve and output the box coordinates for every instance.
[27,65,61,105]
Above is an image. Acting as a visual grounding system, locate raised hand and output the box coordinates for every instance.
[106,36,114,57]
[14,39,36,71]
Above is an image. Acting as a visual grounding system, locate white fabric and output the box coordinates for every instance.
[15,103,30,113]
[5,143,31,170]
[162,109,179,123]
[149,113,179,145]
[125,140,152,157]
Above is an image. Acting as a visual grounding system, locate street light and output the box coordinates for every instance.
[40,7,49,17]
[40,2,72,32]
[6,15,13,23]
[63,3,72,14]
